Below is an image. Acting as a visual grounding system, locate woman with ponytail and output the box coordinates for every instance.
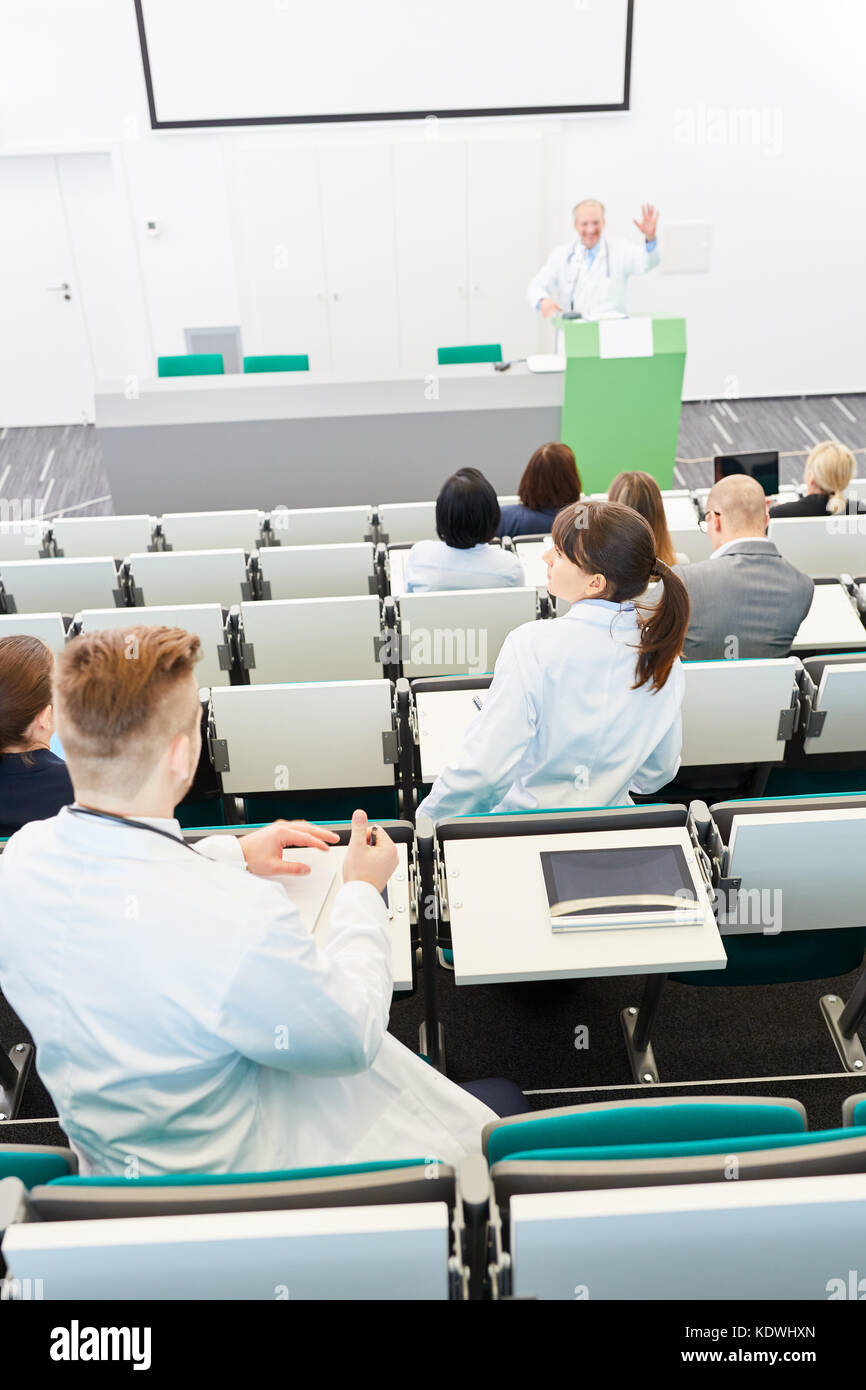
[416,499,690,822]
[770,441,863,518]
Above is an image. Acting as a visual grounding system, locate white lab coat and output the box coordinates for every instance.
[0,808,494,1175]
[416,599,684,823]
[526,236,660,319]
[404,540,525,593]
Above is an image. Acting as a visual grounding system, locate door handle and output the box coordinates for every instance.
[47,282,71,300]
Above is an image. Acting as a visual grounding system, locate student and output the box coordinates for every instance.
[769,441,863,518]
[0,625,529,1177]
[0,635,73,837]
[416,500,689,822]
[404,467,525,591]
[607,470,690,565]
[676,475,814,661]
[497,442,582,539]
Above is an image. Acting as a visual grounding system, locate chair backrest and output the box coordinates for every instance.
[125,550,250,608]
[680,657,801,765]
[0,611,66,652]
[243,354,309,373]
[506,1172,866,1299]
[157,353,224,377]
[159,510,263,553]
[513,539,551,592]
[256,543,377,600]
[0,521,49,561]
[768,514,866,577]
[437,344,502,365]
[209,680,396,793]
[398,588,538,678]
[2,1200,451,1300]
[50,515,154,559]
[803,657,866,755]
[721,804,866,934]
[0,557,121,615]
[75,604,231,689]
[376,502,438,546]
[238,596,384,684]
[662,496,713,562]
[268,505,372,547]
[790,579,866,654]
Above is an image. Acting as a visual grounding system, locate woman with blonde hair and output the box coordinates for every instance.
[607,470,690,565]
[770,441,860,518]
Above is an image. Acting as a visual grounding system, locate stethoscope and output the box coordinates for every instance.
[566,237,611,310]
[66,804,201,854]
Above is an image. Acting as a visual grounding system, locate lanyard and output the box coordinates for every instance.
[67,805,201,854]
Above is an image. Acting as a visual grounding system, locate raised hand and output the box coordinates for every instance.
[633,203,658,241]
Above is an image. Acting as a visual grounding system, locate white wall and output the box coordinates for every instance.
[0,0,864,416]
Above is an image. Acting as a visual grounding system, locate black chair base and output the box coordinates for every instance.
[0,1043,34,1122]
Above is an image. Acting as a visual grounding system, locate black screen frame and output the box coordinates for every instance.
[540,842,699,918]
[134,0,634,130]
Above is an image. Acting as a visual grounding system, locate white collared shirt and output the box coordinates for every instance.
[710,536,776,561]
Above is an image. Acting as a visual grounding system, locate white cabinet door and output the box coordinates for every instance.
[0,156,94,425]
[318,145,400,376]
[227,146,332,370]
[467,139,546,362]
[393,141,468,374]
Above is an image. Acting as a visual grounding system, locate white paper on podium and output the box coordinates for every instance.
[598,318,654,360]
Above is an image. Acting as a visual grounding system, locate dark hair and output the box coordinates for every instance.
[0,635,54,761]
[607,470,677,567]
[435,468,500,549]
[551,500,690,691]
[519,442,582,513]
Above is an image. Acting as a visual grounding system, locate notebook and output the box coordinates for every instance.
[540,843,703,932]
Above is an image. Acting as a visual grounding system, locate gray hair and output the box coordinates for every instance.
[572,199,606,218]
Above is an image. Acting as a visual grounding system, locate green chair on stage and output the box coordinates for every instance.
[157,354,224,378]
[437,344,502,366]
[243,354,310,374]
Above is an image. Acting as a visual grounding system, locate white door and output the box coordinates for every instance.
[319,145,400,376]
[0,156,95,425]
[226,146,332,371]
[467,139,546,362]
[393,140,469,374]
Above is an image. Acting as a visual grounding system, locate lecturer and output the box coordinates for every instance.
[527,199,659,320]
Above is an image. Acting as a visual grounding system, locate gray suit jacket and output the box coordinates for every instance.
[674,539,814,662]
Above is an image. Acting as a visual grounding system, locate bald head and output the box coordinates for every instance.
[705,475,769,549]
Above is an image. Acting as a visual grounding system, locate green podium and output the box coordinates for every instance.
[557,314,686,494]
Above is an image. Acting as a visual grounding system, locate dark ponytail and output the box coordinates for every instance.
[551,500,690,692]
[635,556,690,692]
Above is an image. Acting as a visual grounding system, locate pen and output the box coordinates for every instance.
[473,696,483,710]
[369,826,378,846]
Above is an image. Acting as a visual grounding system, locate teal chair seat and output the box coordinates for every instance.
[503,1127,866,1164]
[157,354,224,378]
[0,1146,77,1188]
[675,926,866,987]
[243,354,309,373]
[437,344,502,366]
[49,1157,433,1188]
[486,1101,805,1166]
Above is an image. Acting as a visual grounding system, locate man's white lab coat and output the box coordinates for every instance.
[526,236,660,319]
[0,808,494,1175]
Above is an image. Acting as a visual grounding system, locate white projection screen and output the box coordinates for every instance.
[135,0,633,127]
